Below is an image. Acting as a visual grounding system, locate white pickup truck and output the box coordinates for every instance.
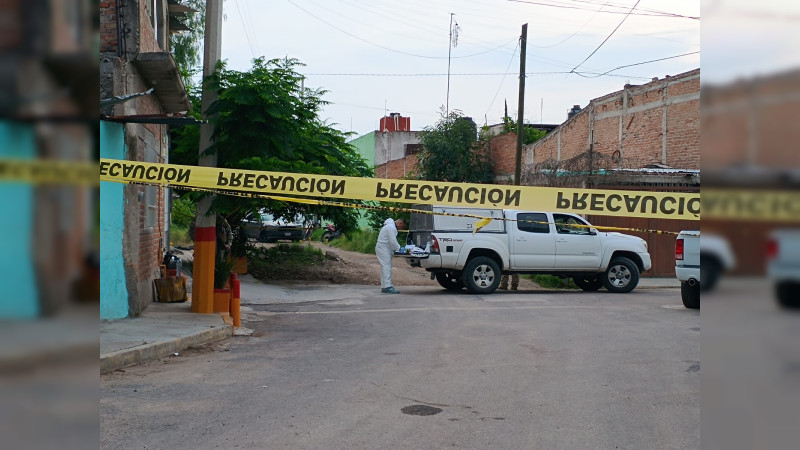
[403,205,652,294]
[767,228,800,308]
[674,230,735,309]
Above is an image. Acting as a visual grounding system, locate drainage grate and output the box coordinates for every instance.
[401,405,443,416]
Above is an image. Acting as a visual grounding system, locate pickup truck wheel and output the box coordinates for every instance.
[776,282,800,309]
[462,257,501,294]
[435,272,464,291]
[602,257,640,293]
[258,230,269,243]
[573,276,603,291]
[681,281,700,309]
[700,257,721,292]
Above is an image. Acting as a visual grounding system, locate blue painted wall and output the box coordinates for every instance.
[0,122,38,319]
[100,121,129,320]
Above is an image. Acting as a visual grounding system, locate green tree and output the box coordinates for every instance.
[170,57,373,234]
[500,115,547,145]
[415,110,494,183]
[169,0,206,87]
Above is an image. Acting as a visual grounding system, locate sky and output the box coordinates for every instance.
[211,0,794,138]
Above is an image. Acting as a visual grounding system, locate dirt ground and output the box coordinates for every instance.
[174,240,540,289]
[243,241,540,290]
[247,241,438,287]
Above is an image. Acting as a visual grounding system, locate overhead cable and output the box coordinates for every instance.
[569,0,641,73]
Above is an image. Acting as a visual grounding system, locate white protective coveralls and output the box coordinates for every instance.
[375,218,401,289]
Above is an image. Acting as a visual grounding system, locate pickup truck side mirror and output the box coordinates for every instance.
[589,227,598,235]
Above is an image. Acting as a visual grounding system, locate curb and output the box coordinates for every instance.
[100,323,232,374]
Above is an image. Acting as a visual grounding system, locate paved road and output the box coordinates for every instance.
[101,286,697,449]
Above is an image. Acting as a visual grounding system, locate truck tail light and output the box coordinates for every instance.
[766,238,778,260]
[430,235,440,254]
[675,238,684,260]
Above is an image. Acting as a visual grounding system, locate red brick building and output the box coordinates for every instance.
[519,68,700,177]
[702,70,800,275]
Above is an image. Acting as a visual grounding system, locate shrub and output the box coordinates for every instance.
[328,228,379,254]
[525,274,578,290]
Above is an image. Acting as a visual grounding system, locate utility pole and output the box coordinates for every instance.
[446,13,457,117]
[514,23,527,186]
[193,0,223,314]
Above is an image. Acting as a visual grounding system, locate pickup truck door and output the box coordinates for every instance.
[553,213,603,269]
[508,212,555,269]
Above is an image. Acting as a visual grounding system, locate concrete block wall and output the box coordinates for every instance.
[374,131,421,165]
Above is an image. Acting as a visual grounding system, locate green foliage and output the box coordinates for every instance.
[525,274,578,289]
[364,201,411,232]
[169,0,206,87]
[416,110,494,183]
[250,243,325,268]
[171,195,196,229]
[230,226,252,257]
[500,116,548,145]
[214,254,235,289]
[169,225,192,247]
[327,228,379,254]
[169,57,373,234]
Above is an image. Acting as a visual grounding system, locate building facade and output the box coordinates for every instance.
[0,0,95,318]
[350,113,421,179]
[100,0,192,319]
[525,69,700,172]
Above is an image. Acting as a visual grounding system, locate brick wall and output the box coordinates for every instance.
[488,132,518,176]
[138,0,157,53]
[100,1,117,52]
[375,154,419,179]
[520,69,700,175]
[702,70,800,170]
[125,85,167,314]
[100,1,118,52]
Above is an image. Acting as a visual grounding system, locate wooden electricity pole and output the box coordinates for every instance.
[514,23,528,186]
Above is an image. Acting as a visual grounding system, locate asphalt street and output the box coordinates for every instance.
[101,285,698,449]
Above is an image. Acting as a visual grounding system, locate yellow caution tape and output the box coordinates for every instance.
[99,158,700,221]
[702,188,800,222]
[0,158,99,186]
[136,180,681,236]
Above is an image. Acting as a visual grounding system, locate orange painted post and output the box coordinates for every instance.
[191,227,216,313]
[230,273,241,327]
[213,288,230,313]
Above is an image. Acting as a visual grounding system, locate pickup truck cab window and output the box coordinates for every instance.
[554,213,592,235]
[516,213,549,234]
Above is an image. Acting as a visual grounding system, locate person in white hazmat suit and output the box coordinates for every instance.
[375,217,406,294]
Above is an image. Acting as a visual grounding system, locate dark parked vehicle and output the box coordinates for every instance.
[241,212,304,243]
[320,223,342,243]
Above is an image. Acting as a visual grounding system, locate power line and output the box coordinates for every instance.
[305,70,652,80]
[286,0,516,59]
[305,0,447,47]
[569,0,640,73]
[507,0,698,19]
[234,0,257,58]
[575,51,700,78]
[485,41,519,118]
[241,0,262,54]
[528,1,603,49]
